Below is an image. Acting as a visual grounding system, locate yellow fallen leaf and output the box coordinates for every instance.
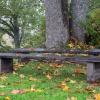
[36,89,43,92]
[13,71,18,75]
[31,84,36,91]
[0,85,6,88]
[0,76,8,81]
[94,94,100,100]
[60,82,69,91]
[68,43,74,48]
[70,80,76,84]
[19,74,25,79]
[5,96,11,100]
[29,77,40,82]
[66,97,77,100]
[71,97,77,100]
[62,85,69,91]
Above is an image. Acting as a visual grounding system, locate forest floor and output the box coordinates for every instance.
[0,61,100,100]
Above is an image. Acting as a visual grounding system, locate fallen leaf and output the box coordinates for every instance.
[71,97,77,100]
[0,76,8,81]
[66,97,77,100]
[60,82,69,91]
[0,85,6,88]
[94,94,100,100]
[85,86,94,93]
[35,89,43,92]
[70,80,76,84]
[18,89,26,94]
[62,85,69,91]
[53,69,61,76]
[11,89,26,94]
[49,63,62,68]
[37,66,41,70]
[86,97,94,100]
[19,74,25,79]
[11,90,20,94]
[14,63,24,70]
[68,43,74,48]
[31,84,36,91]
[5,96,11,100]
[13,71,18,75]
[46,74,52,80]
[29,77,40,82]
[92,83,100,87]
[63,78,70,83]
[0,92,6,96]
[74,68,81,73]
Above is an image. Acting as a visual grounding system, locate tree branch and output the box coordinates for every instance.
[0,27,14,38]
[0,18,14,32]
[9,17,15,28]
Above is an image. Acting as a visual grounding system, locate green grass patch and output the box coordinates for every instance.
[0,61,100,100]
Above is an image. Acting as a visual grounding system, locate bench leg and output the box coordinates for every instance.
[87,63,100,82]
[0,58,13,73]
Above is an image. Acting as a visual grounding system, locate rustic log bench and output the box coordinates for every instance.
[0,48,100,82]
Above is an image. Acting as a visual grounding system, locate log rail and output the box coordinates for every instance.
[0,48,100,82]
[12,48,100,55]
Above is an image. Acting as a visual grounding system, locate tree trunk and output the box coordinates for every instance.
[45,0,69,49]
[14,35,20,48]
[71,0,90,42]
[13,15,21,48]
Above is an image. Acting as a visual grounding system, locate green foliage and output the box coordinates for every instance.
[21,32,45,48]
[0,0,45,49]
[21,16,46,48]
[85,8,100,47]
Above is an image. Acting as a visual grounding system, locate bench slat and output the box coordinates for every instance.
[0,53,100,63]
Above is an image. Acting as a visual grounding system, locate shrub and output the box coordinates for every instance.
[85,8,100,48]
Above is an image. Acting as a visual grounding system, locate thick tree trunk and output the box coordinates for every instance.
[13,15,21,48]
[45,0,69,49]
[14,35,20,48]
[71,0,90,42]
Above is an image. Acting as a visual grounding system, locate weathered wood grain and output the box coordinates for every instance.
[11,48,100,55]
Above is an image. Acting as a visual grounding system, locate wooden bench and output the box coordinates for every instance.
[0,48,100,82]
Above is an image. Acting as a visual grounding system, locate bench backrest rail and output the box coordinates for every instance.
[11,48,100,55]
[0,53,100,63]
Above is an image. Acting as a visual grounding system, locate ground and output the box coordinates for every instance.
[0,61,100,100]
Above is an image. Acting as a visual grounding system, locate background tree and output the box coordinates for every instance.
[45,0,69,49]
[0,0,44,48]
[71,0,90,42]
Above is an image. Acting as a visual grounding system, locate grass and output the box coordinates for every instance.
[0,61,100,100]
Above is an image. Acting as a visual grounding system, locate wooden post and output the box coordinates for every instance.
[0,58,13,73]
[87,62,100,82]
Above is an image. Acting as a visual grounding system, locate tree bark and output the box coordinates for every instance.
[71,0,90,42]
[45,0,69,49]
[13,15,21,48]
